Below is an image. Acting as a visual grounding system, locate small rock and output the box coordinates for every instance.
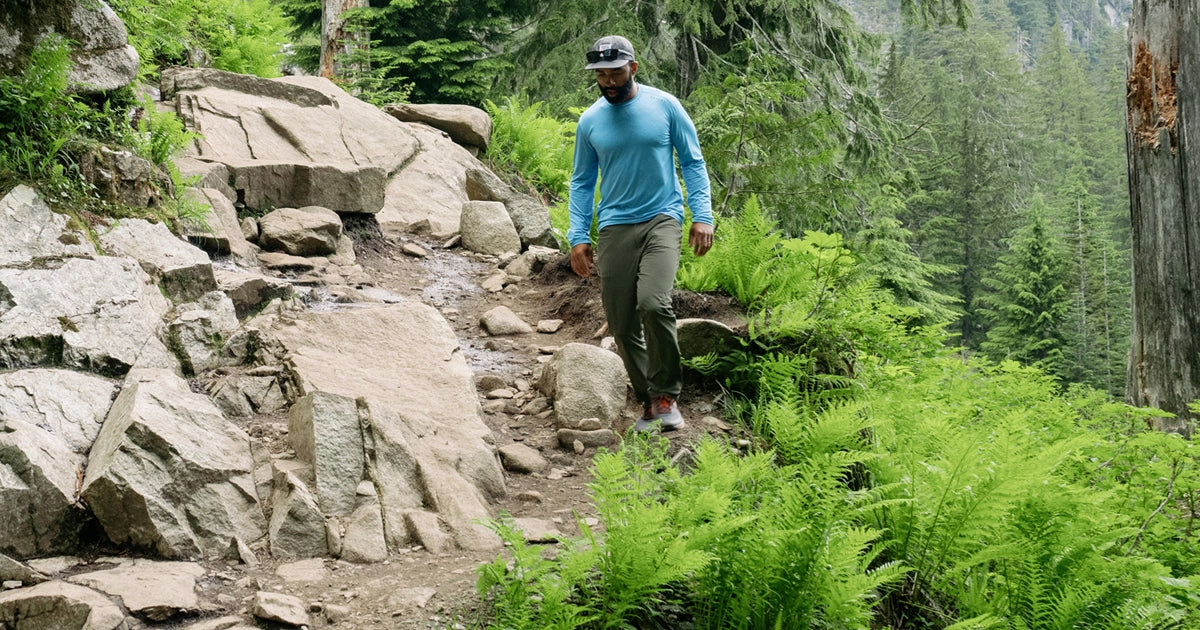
[547,468,566,480]
[702,416,732,432]
[575,417,604,431]
[402,243,428,258]
[1,581,21,590]
[477,374,507,391]
[536,319,564,333]
[513,518,561,543]
[537,346,560,354]
[514,378,530,392]
[486,388,515,399]
[498,444,550,474]
[481,272,507,293]
[600,336,617,352]
[515,491,545,503]
[573,440,585,455]
[557,429,618,449]
[442,234,461,249]
[325,603,351,623]
[480,306,533,335]
[482,400,508,414]
[592,322,608,339]
[252,591,310,627]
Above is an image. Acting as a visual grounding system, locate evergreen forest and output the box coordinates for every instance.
[2,0,1199,627]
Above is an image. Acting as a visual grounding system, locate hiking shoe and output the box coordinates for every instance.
[633,405,658,432]
[651,395,686,431]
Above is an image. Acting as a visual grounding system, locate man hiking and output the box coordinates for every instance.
[567,34,715,432]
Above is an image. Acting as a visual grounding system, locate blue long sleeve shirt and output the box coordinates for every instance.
[567,84,713,247]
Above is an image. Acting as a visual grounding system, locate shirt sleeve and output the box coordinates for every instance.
[670,100,714,226]
[567,118,599,247]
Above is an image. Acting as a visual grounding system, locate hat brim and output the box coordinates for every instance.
[585,59,632,70]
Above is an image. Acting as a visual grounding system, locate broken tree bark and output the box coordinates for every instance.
[1125,0,1199,434]
[320,0,368,80]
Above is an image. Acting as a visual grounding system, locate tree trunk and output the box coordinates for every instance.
[320,0,368,80]
[1125,0,1199,434]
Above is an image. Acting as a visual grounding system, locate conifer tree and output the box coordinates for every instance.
[980,197,1072,379]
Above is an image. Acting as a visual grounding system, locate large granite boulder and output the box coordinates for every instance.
[0,256,178,376]
[460,201,521,256]
[81,369,266,559]
[0,185,93,266]
[264,304,505,551]
[0,0,138,93]
[162,68,414,215]
[0,419,88,558]
[384,103,492,152]
[0,369,117,453]
[98,218,217,303]
[464,167,559,250]
[537,343,628,430]
[0,581,128,630]
[377,124,483,238]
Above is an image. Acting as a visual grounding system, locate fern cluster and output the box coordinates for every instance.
[0,36,203,227]
[679,195,937,399]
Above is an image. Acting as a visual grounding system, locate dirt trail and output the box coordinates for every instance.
[170,233,741,629]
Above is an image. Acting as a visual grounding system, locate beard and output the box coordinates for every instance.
[599,78,634,104]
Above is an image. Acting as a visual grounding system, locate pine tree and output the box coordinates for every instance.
[980,196,1072,379]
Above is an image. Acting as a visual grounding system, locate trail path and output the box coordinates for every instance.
[177,231,741,629]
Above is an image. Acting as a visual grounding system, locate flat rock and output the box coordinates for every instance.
[66,560,204,621]
[0,185,92,265]
[265,304,504,552]
[513,518,561,543]
[384,103,492,152]
[0,369,117,453]
[252,591,309,627]
[0,580,127,630]
[498,444,549,474]
[274,558,328,583]
[0,256,178,376]
[385,586,437,611]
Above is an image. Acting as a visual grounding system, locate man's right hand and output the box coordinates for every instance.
[570,243,595,277]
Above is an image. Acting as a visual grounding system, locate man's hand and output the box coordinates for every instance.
[570,243,595,277]
[689,222,715,257]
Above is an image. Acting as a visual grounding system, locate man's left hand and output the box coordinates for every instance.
[689,222,714,257]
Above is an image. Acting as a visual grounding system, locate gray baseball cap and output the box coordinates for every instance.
[585,35,635,69]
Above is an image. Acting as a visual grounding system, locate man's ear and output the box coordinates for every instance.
[629,61,638,75]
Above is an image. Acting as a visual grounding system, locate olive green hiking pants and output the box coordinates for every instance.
[596,214,682,405]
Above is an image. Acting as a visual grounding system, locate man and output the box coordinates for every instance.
[567,35,715,432]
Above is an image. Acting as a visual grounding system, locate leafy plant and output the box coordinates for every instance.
[484,97,577,201]
[111,0,292,78]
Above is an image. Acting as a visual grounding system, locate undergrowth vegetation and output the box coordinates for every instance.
[0,36,202,230]
[474,109,1200,628]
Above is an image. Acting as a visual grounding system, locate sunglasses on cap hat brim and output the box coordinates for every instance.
[586,49,627,64]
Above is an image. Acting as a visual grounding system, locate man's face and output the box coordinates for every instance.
[595,62,637,104]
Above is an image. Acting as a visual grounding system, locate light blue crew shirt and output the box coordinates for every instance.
[567,84,713,247]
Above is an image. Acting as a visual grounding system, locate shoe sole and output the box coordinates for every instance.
[633,419,686,432]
